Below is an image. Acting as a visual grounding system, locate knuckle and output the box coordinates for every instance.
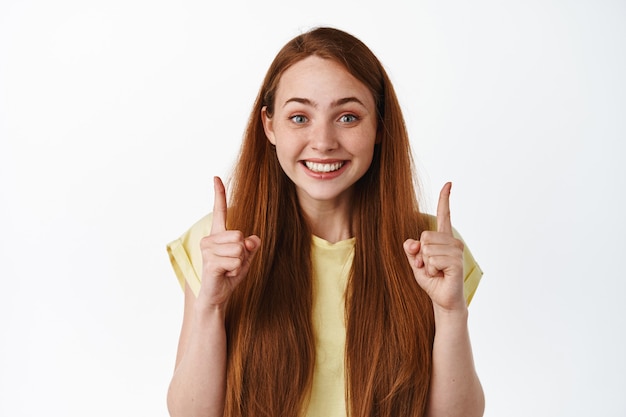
[200,235,213,248]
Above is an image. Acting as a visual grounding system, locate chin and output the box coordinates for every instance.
[296,185,354,205]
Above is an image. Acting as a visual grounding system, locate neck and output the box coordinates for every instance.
[297,194,353,243]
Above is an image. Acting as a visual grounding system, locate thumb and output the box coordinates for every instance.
[402,239,422,269]
[403,238,423,269]
[403,238,420,257]
[245,235,261,255]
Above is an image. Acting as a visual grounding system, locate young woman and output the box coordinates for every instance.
[166,27,484,417]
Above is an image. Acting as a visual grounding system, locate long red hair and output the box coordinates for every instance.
[225,27,434,416]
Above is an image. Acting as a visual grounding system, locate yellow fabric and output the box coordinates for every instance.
[166,214,483,416]
[167,213,212,297]
[307,235,355,417]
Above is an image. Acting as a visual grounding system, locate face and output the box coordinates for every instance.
[262,56,378,211]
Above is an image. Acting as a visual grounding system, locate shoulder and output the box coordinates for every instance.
[166,213,214,296]
[181,212,214,243]
[421,213,468,241]
[169,212,215,259]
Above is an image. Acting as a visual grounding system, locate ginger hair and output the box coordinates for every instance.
[225,27,434,417]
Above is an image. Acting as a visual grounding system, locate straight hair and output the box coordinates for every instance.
[225,27,434,417]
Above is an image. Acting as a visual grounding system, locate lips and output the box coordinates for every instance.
[304,161,345,173]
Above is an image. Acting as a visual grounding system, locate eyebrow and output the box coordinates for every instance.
[283,96,366,108]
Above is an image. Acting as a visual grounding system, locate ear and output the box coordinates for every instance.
[261,106,276,145]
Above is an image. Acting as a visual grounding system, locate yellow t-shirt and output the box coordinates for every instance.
[166,214,483,417]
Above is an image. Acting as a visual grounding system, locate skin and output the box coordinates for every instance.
[167,177,260,417]
[404,182,485,417]
[262,56,378,243]
[167,57,484,417]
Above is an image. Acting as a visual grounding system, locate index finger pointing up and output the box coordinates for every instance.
[211,176,228,234]
[437,182,453,235]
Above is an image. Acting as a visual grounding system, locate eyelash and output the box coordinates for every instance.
[290,115,307,124]
[288,114,359,124]
[339,114,358,123]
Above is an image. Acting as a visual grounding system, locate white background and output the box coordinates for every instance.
[1,0,625,416]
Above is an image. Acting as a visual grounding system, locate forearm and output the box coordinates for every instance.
[167,305,227,417]
[426,307,484,417]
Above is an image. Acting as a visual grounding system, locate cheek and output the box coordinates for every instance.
[273,127,305,154]
[350,130,377,157]
[361,146,376,171]
[273,141,297,171]
[352,133,377,171]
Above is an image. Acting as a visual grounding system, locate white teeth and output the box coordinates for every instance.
[305,161,344,173]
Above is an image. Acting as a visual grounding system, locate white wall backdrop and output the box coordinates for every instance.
[1,0,625,416]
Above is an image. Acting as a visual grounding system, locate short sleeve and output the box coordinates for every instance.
[166,213,213,297]
[455,229,483,306]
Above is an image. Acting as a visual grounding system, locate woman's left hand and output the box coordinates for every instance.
[403,182,467,312]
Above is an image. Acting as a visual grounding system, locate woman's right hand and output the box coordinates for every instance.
[198,176,261,309]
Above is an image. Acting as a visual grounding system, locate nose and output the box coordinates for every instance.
[310,121,338,152]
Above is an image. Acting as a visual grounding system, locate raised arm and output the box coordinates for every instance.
[167,177,261,417]
[403,183,485,417]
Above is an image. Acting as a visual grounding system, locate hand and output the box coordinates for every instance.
[403,182,466,312]
[198,176,261,308]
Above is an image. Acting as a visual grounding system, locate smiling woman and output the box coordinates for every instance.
[261,56,378,231]
[166,27,484,417]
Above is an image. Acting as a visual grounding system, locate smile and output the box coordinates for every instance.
[304,161,345,173]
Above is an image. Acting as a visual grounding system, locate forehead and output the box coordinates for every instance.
[275,56,374,106]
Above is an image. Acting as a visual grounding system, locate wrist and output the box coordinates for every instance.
[432,303,469,325]
[193,299,227,322]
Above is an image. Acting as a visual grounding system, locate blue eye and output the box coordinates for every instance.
[339,114,358,123]
[290,115,307,124]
